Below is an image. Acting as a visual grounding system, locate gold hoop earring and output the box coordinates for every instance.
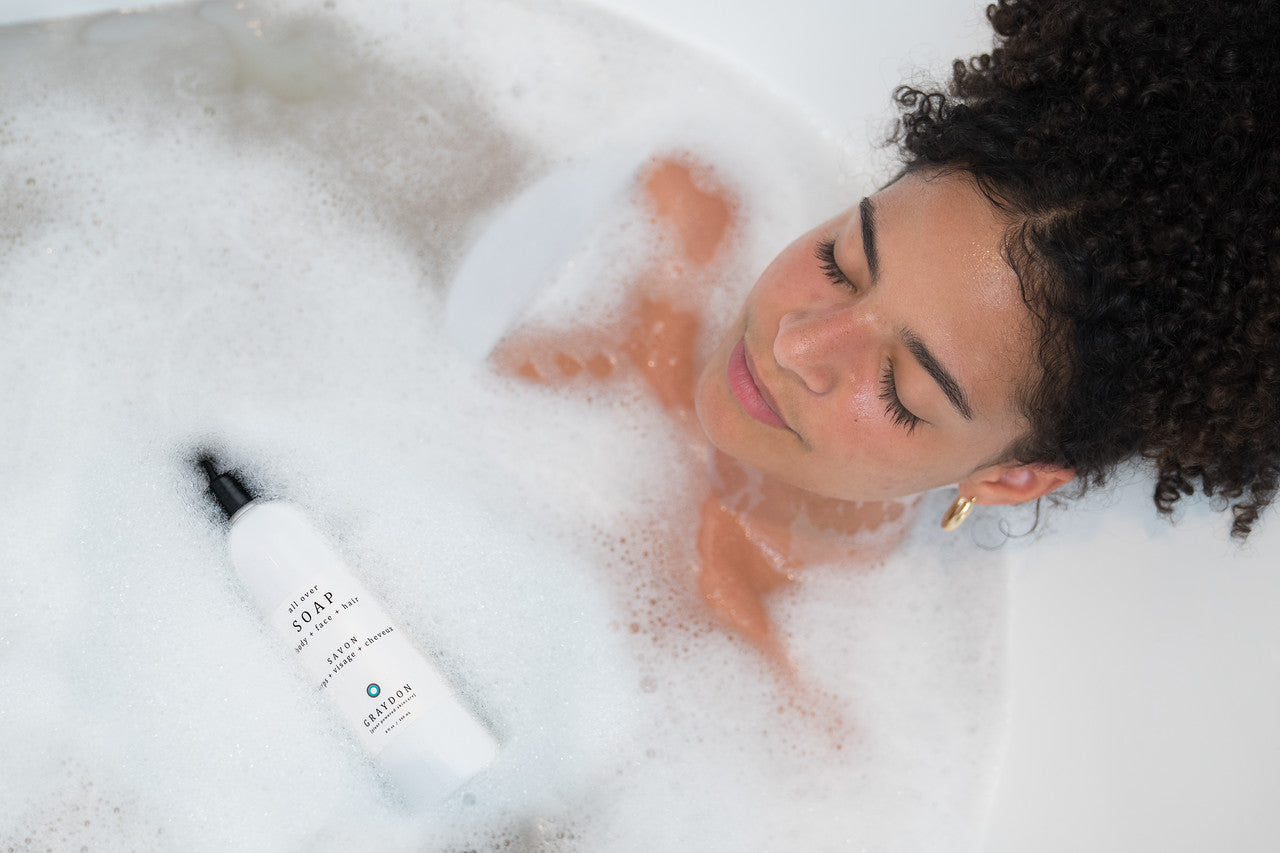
[940,495,977,531]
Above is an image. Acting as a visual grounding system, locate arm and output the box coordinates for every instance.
[492,157,736,416]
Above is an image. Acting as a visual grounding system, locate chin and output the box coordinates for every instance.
[692,358,743,454]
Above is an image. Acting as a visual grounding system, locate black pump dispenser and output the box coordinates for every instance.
[200,457,255,520]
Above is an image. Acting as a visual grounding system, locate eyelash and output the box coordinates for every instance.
[879,363,922,434]
[814,237,854,290]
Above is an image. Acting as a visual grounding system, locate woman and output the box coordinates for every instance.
[501,0,1279,651]
[704,0,1280,538]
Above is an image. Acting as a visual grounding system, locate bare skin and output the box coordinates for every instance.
[694,168,1074,508]
[495,159,912,666]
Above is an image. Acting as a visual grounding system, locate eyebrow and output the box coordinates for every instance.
[901,330,974,421]
[859,197,880,283]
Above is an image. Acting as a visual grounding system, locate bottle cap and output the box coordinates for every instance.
[199,456,256,520]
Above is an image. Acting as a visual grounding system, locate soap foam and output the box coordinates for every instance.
[0,2,1008,850]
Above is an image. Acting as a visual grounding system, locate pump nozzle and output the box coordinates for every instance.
[199,455,255,520]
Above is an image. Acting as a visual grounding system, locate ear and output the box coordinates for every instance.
[959,462,1075,507]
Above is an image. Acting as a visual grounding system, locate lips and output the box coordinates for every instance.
[728,339,790,430]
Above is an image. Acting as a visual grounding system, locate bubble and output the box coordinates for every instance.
[0,1,1006,851]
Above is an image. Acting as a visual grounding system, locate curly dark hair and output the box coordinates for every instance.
[893,0,1280,537]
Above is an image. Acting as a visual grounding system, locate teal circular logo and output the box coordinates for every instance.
[366,683,380,698]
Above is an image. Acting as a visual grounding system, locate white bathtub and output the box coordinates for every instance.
[7,1,1278,850]
[580,4,1280,850]
[589,5,1280,850]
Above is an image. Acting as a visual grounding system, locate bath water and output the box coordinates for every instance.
[0,1,1009,850]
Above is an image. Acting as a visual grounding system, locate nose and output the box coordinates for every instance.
[773,305,866,395]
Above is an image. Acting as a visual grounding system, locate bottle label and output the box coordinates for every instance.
[270,571,450,754]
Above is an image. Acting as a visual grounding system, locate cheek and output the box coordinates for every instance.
[797,393,887,467]
[802,399,960,496]
[802,361,890,439]
[745,233,826,312]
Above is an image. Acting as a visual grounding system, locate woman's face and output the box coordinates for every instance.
[695,169,1041,503]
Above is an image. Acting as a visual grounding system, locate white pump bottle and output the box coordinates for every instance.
[200,458,498,806]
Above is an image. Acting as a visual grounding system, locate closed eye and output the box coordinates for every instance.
[879,362,923,434]
[814,237,855,291]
